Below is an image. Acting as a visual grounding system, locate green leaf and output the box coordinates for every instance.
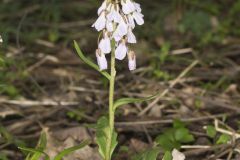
[96,117,118,159]
[175,128,194,143]
[216,134,231,144]
[155,129,181,151]
[74,41,110,80]
[173,119,186,129]
[30,131,47,160]
[132,148,160,160]
[113,93,158,110]
[18,147,50,160]
[54,140,90,160]
[162,151,172,160]
[206,125,217,138]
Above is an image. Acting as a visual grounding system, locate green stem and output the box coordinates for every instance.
[106,41,116,160]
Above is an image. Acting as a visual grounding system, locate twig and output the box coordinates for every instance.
[138,60,199,116]
[214,119,240,139]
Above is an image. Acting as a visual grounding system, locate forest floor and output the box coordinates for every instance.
[0,0,240,160]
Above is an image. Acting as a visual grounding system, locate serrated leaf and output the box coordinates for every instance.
[18,147,50,160]
[53,140,90,160]
[206,125,216,138]
[113,93,158,110]
[162,151,172,160]
[96,117,118,159]
[74,41,110,80]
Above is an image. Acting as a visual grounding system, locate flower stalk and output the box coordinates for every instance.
[106,40,116,160]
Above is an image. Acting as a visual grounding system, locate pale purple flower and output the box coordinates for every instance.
[93,0,144,70]
[97,1,107,15]
[107,6,122,23]
[133,2,142,13]
[121,0,136,14]
[128,51,136,71]
[115,40,128,60]
[113,18,128,41]
[127,29,136,43]
[92,12,106,31]
[132,11,144,25]
[99,32,111,54]
[128,15,135,29]
[96,49,108,70]
[106,21,114,32]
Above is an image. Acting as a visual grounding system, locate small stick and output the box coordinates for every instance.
[138,60,199,116]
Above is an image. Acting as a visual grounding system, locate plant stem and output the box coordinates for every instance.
[106,41,116,160]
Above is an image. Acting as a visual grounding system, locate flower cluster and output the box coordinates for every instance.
[92,0,144,71]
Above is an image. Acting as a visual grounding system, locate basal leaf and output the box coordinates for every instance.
[54,140,90,160]
[113,93,158,110]
[74,41,110,80]
[96,117,118,159]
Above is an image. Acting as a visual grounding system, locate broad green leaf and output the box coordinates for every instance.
[174,128,194,143]
[144,148,161,160]
[18,147,50,160]
[96,117,118,159]
[131,148,161,160]
[73,41,110,80]
[155,132,180,151]
[173,119,186,129]
[54,140,90,160]
[216,134,231,144]
[113,93,158,110]
[162,151,172,160]
[206,125,216,138]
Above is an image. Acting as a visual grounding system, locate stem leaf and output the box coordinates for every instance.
[74,41,111,80]
[96,116,118,159]
[113,93,158,110]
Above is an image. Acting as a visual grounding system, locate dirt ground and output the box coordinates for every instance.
[0,0,240,160]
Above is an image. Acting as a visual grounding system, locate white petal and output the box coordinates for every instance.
[0,36,2,43]
[92,13,106,31]
[133,12,144,25]
[116,19,128,36]
[97,1,107,15]
[113,10,122,23]
[128,51,136,71]
[128,15,135,28]
[96,49,108,70]
[127,29,136,43]
[115,42,127,60]
[106,21,114,32]
[99,36,111,54]
[122,0,136,14]
[172,149,186,160]
[113,31,122,42]
[134,2,142,12]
